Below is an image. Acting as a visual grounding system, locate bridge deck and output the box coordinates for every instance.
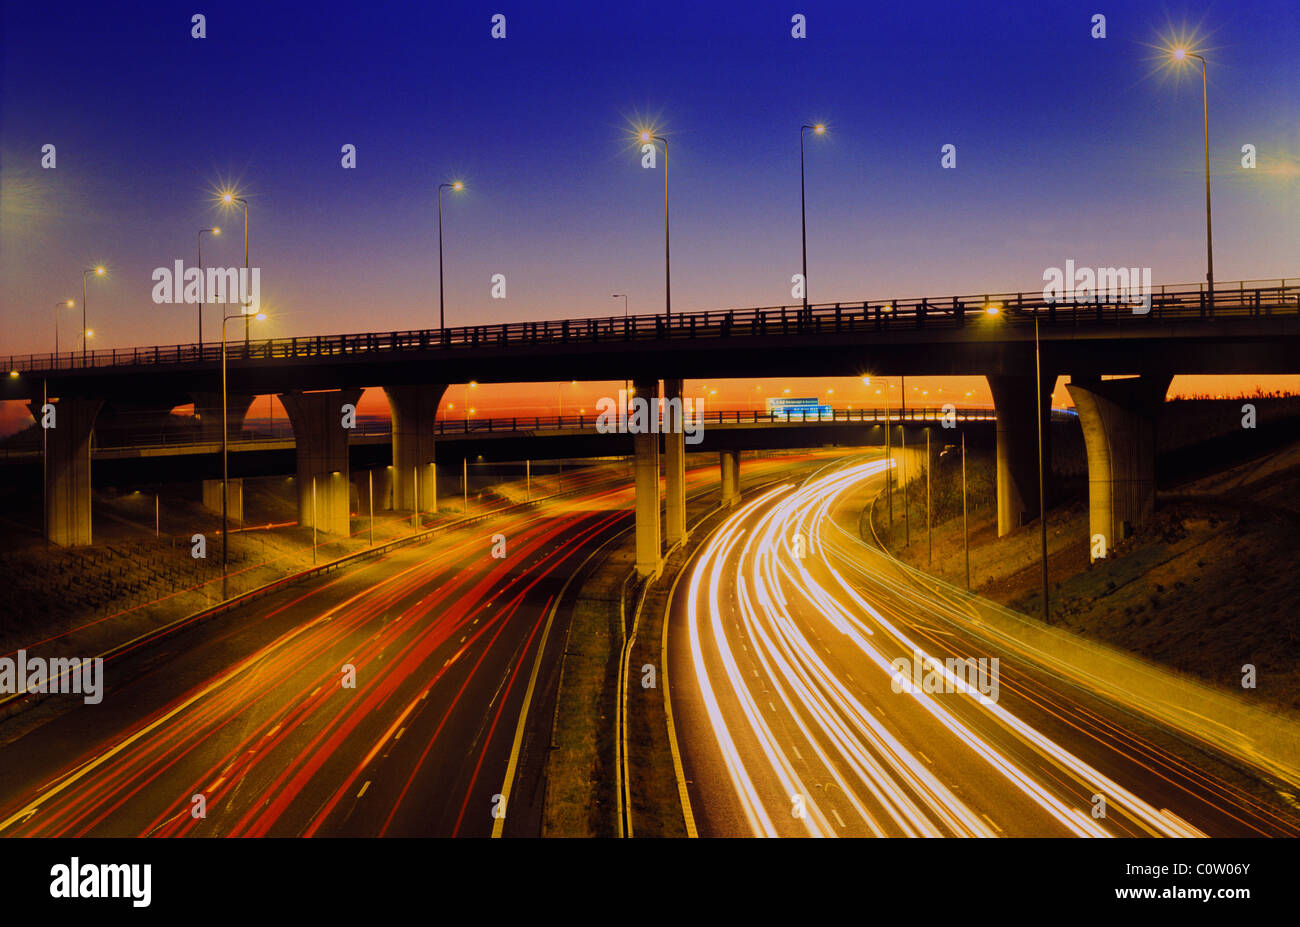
[6,279,1296,376]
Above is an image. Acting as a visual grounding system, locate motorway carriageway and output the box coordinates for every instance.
[667,456,1300,837]
[0,454,819,837]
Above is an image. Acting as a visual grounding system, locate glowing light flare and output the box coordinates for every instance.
[1145,24,1216,80]
[624,113,668,153]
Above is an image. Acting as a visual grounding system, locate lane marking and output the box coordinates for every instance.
[494,527,630,838]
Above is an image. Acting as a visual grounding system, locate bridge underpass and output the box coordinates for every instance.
[4,277,1296,564]
[1,404,998,572]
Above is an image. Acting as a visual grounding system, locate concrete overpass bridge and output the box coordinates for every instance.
[4,277,1297,574]
[0,406,997,519]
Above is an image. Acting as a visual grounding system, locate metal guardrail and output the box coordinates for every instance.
[0,406,997,459]
[6,278,1296,375]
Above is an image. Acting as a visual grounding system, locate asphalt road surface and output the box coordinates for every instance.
[0,459,800,837]
[667,455,1300,837]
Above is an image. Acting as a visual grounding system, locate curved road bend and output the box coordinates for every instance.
[667,456,1300,837]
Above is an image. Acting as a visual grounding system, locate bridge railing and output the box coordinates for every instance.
[0,406,996,457]
[6,279,1296,375]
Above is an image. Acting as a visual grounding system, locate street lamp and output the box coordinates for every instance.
[987,303,1050,623]
[799,123,826,314]
[219,192,250,343]
[1032,310,1049,624]
[198,226,221,349]
[437,180,465,334]
[865,375,893,525]
[1169,46,1215,308]
[80,266,105,364]
[220,307,266,597]
[53,299,73,357]
[639,131,671,320]
[464,380,477,420]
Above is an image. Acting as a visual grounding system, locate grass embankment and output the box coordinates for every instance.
[0,467,595,665]
[543,451,843,836]
[874,441,1300,714]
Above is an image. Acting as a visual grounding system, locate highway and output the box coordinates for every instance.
[666,455,1300,837]
[0,456,808,837]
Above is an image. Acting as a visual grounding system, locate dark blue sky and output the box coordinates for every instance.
[1,0,1297,417]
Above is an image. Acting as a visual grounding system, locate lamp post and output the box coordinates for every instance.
[219,193,250,343]
[53,300,73,357]
[962,432,970,589]
[221,307,265,598]
[901,421,909,546]
[926,428,932,568]
[437,181,464,334]
[987,301,1050,622]
[80,266,105,364]
[639,132,670,320]
[42,376,47,548]
[198,226,221,349]
[1170,47,1214,308]
[799,123,826,314]
[865,376,892,525]
[1034,312,1050,624]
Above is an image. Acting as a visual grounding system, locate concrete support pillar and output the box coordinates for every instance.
[202,478,243,525]
[633,377,661,577]
[663,377,687,546]
[37,397,102,546]
[190,392,255,443]
[987,371,1054,537]
[720,449,740,507]
[383,384,447,513]
[1066,374,1172,560]
[279,388,363,535]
